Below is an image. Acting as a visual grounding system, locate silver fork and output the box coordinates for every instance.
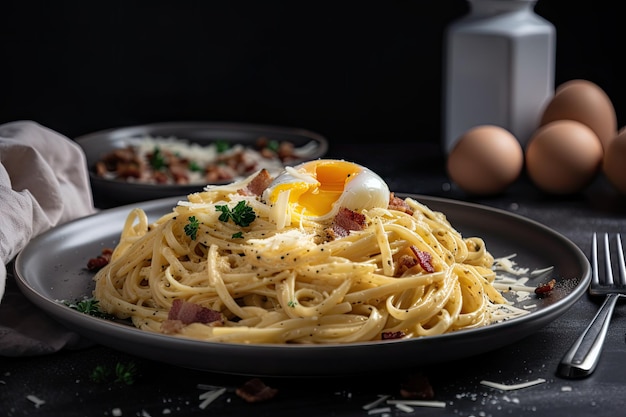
[558,232,626,378]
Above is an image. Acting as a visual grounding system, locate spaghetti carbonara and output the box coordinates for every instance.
[93,159,529,344]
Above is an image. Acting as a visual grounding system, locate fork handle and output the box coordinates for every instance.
[557,293,621,378]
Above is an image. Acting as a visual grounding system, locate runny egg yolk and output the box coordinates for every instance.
[263,159,390,221]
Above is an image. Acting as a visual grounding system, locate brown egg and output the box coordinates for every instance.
[603,127,626,194]
[540,79,617,151]
[446,125,524,195]
[525,120,603,194]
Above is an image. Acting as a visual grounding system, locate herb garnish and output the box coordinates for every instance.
[267,140,280,153]
[188,160,202,172]
[184,216,200,240]
[215,201,256,227]
[232,231,244,239]
[149,146,166,170]
[65,298,113,319]
[215,140,230,153]
[90,362,138,385]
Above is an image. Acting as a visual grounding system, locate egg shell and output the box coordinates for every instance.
[540,79,617,151]
[603,127,626,194]
[525,120,603,194]
[446,125,524,195]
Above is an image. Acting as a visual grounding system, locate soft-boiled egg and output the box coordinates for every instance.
[262,159,390,222]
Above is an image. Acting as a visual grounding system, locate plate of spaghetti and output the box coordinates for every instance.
[14,159,590,376]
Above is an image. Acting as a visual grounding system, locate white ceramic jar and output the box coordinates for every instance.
[443,0,555,154]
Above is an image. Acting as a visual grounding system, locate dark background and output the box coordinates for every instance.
[0,1,622,147]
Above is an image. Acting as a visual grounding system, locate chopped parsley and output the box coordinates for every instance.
[149,146,166,170]
[215,140,230,153]
[232,231,244,239]
[184,216,200,240]
[90,362,138,385]
[188,160,202,172]
[65,298,113,319]
[287,300,298,308]
[267,140,280,152]
[215,201,256,227]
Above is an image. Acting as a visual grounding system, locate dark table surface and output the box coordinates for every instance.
[2,140,626,417]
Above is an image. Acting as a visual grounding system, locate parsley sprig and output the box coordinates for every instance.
[149,146,166,170]
[215,140,230,153]
[184,216,200,240]
[90,362,138,385]
[215,201,256,227]
[65,298,114,319]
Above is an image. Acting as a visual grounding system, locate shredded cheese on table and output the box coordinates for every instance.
[480,378,546,391]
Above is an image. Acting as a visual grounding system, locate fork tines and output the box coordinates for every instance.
[591,233,626,292]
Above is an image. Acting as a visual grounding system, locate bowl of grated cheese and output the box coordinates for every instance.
[75,121,328,205]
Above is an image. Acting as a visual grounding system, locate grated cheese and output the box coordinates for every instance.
[26,394,45,408]
[362,395,390,410]
[480,378,546,391]
[394,402,414,413]
[367,407,391,415]
[387,399,446,408]
[199,387,226,409]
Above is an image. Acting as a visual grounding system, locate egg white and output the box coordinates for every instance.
[262,159,390,222]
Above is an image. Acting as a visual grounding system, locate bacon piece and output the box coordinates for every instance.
[535,278,556,296]
[326,207,367,240]
[236,378,278,403]
[168,157,190,184]
[205,164,237,182]
[388,192,413,215]
[277,141,295,161]
[167,299,223,324]
[87,248,113,271]
[116,162,143,179]
[409,245,435,273]
[238,168,273,196]
[382,330,406,340]
[399,372,435,400]
[396,254,418,276]
[98,146,144,179]
[162,300,224,334]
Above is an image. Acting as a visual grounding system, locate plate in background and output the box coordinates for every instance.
[75,121,328,205]
[14,194,591,377]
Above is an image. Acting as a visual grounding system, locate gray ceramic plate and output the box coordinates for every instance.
[74,121,328,205]
[14,194,590,377]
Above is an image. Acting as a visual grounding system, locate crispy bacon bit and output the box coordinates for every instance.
[535,278,556,296]
[396,254,418,276]
[169,159,190,184]
[168,299,223,324]
[97,146,144,180]
[162,299,224,334]
[399,372,435,400]
[325,207,367,240]
[238,168,273,196]
[205,164,237,183]
[382,330,406,340]
[409,245,435,273]
[235,378,278,403]
[388,192,414,216]
[255,137,297,162]
[87,248,113,271]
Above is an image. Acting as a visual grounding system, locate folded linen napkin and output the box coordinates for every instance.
[0,120,96,356]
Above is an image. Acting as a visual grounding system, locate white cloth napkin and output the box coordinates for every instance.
[0,120,96,356]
